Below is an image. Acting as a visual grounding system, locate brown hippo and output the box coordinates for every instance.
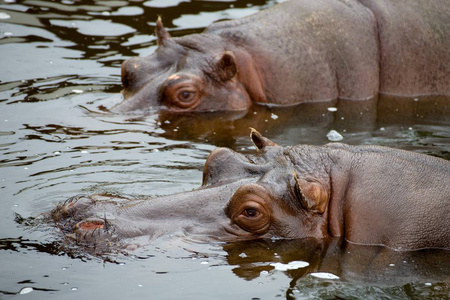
[114,0,450,113]
[50,130,450,253]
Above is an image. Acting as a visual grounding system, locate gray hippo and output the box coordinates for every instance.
[50,130,450,253]
[114,0,450,112]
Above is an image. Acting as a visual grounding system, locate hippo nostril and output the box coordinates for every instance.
[76,220,105,231]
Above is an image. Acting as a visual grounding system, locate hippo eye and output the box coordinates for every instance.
[177,89,196,104]
[242,208,259,218]
[233,200,270,234]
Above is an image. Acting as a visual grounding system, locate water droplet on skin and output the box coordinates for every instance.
[19,287,33,295]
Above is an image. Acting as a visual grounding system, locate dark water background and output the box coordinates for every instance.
[1,0,449,299]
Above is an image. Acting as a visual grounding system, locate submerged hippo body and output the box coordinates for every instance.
[51,130,450,253]
[114,0,450,113]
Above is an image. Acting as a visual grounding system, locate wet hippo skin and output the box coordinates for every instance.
[50,130,450,253]
[113,0,450,113]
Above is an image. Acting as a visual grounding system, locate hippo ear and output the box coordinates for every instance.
[250,128,278,152]
[217,51,237,81]
[156,16,171,45]
[293,171,329,214]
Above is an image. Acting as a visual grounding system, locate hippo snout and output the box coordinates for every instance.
[50,195,121,252]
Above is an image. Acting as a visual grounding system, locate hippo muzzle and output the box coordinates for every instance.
[50,136,277,252]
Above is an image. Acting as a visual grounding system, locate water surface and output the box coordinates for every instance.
[1,0,449,299]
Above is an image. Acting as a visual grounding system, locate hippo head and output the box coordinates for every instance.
[113,18,263,113]
[51,130,332,253]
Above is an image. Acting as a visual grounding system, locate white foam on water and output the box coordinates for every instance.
[310,272,339,280]
[270,261,309,271]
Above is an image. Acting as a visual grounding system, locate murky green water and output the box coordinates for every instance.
[1,0,449,299]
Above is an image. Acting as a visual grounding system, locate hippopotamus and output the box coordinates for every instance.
[113,0,450,113]
[50,130,450,253]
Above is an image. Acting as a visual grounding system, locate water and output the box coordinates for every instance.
[1,0,449,298]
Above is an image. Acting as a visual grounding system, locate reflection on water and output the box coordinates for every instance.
[0,0,449,298]
[224,238,450,299]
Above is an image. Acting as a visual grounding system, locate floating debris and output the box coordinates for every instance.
[326,130,343,141]
[19,287,33,295]
[270,261,309,271]
[0,12,11,19]
[310,272,339,280]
